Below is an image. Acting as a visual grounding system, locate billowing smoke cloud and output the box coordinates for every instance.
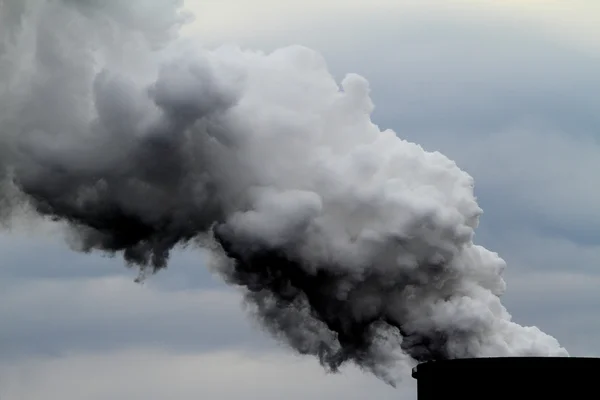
[0,0,567,385]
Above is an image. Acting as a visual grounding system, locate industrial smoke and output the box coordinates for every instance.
[0,0,567,385]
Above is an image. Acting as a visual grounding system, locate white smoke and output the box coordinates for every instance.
[0,0,568,386]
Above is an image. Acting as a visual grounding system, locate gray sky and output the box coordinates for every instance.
[1,1,600,398]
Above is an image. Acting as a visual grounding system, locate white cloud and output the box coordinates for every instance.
[0,268,271,360]
[0,348,410,400]
[466,226,600,356]
[482,227,600,275]
[182,0,600,56]
[426,125,600,232]
[1,275,237,323]
[481,0,600,55]
[501,269,600,357]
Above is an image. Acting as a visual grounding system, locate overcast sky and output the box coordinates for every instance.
[1,1,600,399]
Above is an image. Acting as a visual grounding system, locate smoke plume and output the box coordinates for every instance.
[0,0,567,385]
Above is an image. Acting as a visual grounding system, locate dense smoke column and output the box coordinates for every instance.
[214,227,452,370]
[6,13,238,270]
[12,84,231,270]
[0,0,569,386]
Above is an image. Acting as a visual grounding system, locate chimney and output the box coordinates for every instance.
[412,357,600,399]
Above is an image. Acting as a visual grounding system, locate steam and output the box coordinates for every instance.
[0,0,567,385]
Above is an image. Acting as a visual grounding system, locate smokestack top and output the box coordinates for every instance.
[412,356,600,379]
[413,357,600,399]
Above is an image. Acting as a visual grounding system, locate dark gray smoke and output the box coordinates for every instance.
[0,0,567,385]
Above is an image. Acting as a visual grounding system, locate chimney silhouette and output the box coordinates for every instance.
[412,357,600,399]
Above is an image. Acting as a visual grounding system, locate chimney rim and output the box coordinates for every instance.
[411,357,600,380]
